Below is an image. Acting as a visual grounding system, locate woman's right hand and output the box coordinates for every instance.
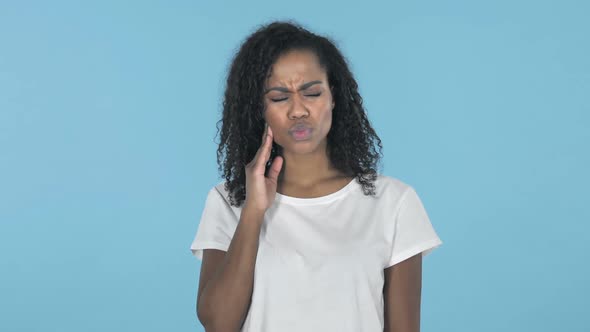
[243,123,284,213]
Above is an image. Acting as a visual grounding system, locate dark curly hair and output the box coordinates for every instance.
[215,20,384,207]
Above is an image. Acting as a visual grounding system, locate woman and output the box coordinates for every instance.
[190,20,443,332]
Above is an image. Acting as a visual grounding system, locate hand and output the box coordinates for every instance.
[243,123,283,213]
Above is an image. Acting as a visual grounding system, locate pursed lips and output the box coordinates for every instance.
[289,123,312,133]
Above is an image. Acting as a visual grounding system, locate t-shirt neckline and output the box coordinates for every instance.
[274,177,358,206]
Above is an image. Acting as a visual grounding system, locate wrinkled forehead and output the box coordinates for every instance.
[265,49,327,86]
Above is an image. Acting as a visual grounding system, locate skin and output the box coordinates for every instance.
[384,253,422,332]
[196,49,422,332]
[263,49,423,331]
[262,49,352,197]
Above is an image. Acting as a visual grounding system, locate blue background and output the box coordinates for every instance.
[1,1,588,331]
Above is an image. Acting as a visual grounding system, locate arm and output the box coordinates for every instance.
[196,206,265,332]
[383,253,423,332]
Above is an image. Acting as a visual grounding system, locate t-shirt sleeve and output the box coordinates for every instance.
[387,186,443,267]
[189,186,239,260]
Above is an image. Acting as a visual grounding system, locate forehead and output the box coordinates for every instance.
[266,49,327,85]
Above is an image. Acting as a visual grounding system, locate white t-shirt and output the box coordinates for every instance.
[190,174,443,331]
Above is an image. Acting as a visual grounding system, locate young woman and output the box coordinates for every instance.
[190,20,443,332]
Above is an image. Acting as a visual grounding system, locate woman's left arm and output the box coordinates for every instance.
[383,253,422,332]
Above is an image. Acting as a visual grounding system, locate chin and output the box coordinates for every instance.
[283,141,323,155]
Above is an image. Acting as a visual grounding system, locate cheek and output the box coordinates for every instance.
[263,104,277,123]
[320,104,333,131]
[263,112,285,143]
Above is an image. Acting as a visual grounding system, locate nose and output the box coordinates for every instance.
[287,94,309,120]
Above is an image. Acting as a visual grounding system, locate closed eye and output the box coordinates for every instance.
[270,93,321,103]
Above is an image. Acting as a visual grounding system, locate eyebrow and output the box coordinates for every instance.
[264,80,322,94]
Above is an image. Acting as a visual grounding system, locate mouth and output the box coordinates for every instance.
[290,128,312,140]
[289,124,313,141]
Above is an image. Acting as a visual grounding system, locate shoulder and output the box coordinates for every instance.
[200,181,243,219]
[373,173,413,199]
[352,173,415,213]
[211,180,228,196]
[200,181,232,205]
[208,180,243,211]
[208,181,229,202]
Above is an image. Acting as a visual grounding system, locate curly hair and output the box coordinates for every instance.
[215,20,384,207]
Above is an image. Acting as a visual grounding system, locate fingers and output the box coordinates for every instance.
[267,155,283,183]
[257,125,273,168]
[249,123,273,170]
[262,122,268,142]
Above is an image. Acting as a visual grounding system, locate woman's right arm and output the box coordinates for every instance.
[196,123,283,332]
[196,206,265,332]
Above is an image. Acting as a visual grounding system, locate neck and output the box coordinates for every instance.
[277,141,343,189]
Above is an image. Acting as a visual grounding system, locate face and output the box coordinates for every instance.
[263,49,335,156]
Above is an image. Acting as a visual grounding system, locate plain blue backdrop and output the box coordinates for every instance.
[1,1,588,331]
